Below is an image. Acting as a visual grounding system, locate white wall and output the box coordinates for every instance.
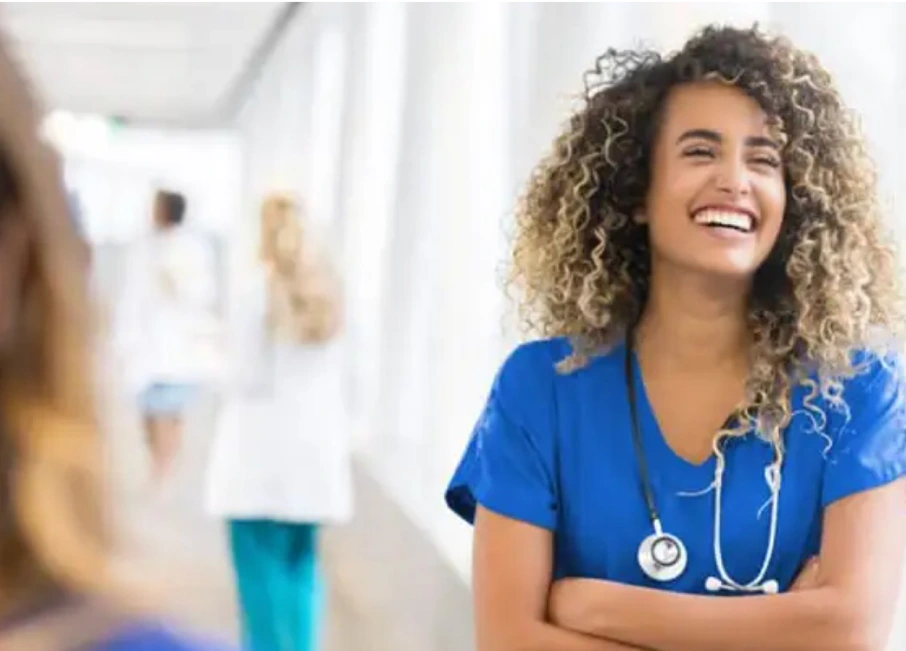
[58,122,241,244]
[235,11,906,643]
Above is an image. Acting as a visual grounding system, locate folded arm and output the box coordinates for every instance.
[473,506,650,651]
[549,479,906,651]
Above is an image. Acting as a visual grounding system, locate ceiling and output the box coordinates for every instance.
[0,2,294,127]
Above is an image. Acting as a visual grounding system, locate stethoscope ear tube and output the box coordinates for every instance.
[624,335,661,526]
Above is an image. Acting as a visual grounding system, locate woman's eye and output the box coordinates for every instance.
[751,156,781,169]
[683,146,714,158]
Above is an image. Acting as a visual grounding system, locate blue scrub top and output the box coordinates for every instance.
[445,337,906,594]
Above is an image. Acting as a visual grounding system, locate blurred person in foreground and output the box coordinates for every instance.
[206,193,352,651]
[116,189,220,484]
[0,34,233,651]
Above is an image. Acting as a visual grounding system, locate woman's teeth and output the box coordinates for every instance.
[692,210,753,233]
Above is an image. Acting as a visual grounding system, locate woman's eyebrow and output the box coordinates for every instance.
[745,135,780,150]
[676,129,779,149]
[676,128,721,145]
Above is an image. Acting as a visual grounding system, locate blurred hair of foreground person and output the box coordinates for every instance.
[206,193,352,651]
[0,36,234,651]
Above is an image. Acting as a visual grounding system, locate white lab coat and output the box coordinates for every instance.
[204,263,353,524]
[114,226,223,393]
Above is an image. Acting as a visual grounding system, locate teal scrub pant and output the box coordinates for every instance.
[229,520,322,651]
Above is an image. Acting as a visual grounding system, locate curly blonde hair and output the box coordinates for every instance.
[510,24,905,460]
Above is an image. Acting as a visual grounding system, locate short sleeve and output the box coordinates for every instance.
[444,341,561,531]
[821,353,906,508]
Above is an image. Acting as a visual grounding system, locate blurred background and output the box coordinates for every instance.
[3,2,905,650]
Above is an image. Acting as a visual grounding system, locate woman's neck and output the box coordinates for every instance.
[636,268,751,373]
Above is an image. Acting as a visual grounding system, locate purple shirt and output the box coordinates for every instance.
[88,621,235,651]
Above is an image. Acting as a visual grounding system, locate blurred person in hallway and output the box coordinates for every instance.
[0,31,233,651]
[206,193,352,651]
[116,189,221,484]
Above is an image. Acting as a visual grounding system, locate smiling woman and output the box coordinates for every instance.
[444,24,906,651]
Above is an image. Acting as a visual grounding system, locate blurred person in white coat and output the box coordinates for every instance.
[205,193,352,651]
[116,189,221,483]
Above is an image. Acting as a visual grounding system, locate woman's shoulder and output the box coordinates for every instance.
[500,336,568,371]
[830,348,905,404]
[492,338,566,400]
[797,348,906,439]
[812,349,906,508]
[840,349,905,426]
[487,336,623,435]
[796,348,902,394]
[445,338,623,527]
[495,336,622,391]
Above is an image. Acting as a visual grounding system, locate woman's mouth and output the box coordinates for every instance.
[692,208,755,234]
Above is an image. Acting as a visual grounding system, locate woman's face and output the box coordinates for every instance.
[641,81,786,281]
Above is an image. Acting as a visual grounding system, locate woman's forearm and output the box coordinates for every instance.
[565,581,869,651]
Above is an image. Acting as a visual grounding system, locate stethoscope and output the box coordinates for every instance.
[624,337,782,594]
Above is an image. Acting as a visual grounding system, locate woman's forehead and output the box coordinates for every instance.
[658,81,774,140]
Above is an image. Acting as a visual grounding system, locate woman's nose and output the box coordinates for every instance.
[714,157,751,197]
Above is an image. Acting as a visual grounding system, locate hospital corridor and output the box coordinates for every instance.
[2,2,906,651]
[103,381,472,651]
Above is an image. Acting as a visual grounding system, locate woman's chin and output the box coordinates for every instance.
[657,254,764,287]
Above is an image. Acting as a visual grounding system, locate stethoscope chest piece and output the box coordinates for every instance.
[638,528,688,582]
